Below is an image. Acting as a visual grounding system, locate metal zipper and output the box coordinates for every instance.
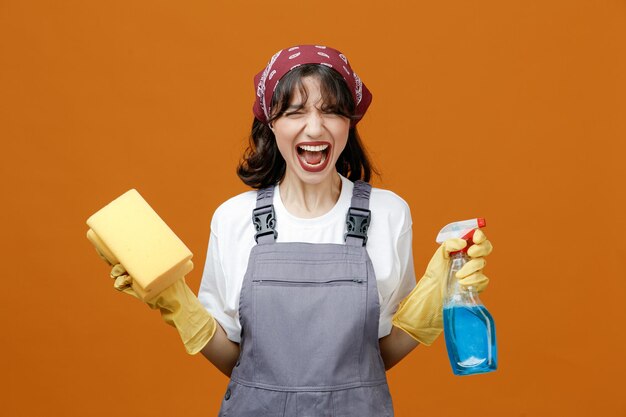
[252,278,364,284]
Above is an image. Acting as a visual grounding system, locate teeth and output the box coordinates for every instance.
[298,144,328,152]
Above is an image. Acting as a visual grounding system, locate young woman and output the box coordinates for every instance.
[108,45,493,417]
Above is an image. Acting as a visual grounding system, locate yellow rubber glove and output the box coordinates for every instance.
[392,229,493,346]
[110,264,217,355]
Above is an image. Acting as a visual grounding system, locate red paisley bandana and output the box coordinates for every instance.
[252,45,372,126]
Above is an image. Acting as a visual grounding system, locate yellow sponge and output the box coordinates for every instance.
[86,189,193,301]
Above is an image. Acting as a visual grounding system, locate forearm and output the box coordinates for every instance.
[378,325,420,370]
[200,322,241,377]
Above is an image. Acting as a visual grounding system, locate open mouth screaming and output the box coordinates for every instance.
[296,143,331,172]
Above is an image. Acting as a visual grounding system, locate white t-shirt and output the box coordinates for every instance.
[198,175,417,343]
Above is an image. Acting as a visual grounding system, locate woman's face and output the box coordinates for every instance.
[271,76,350,185]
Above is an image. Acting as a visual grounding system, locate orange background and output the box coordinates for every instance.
[1,1,625,416]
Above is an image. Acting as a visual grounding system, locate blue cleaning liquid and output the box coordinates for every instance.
[443,305,497,376]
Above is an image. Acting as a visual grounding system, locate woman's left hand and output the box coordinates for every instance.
[456,229,493,293]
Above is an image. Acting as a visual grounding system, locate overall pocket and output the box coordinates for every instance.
[251,259,368,389]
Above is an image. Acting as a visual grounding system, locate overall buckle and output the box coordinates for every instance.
[252,204,277,243]
[345,207,371,246]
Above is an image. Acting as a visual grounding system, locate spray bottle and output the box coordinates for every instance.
[436,218,497,376]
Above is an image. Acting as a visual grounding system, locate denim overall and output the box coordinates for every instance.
[218,181,393,417]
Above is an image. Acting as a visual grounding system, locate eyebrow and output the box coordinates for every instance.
[286,104,304,110]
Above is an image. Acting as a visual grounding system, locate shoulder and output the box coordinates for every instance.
[369,185,412,232]
[370,186,411,213]
[210,190,258,235]
[341,176,410,219]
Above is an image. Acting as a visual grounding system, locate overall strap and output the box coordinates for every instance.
[252,186,277,244]
[345,180,372,247]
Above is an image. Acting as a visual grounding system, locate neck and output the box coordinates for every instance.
[279,171,342,219]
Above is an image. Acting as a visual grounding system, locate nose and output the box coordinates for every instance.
[303,110,324,138]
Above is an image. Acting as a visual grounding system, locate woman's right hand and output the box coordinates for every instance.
[107,263,217,355]
[109,263,143,299]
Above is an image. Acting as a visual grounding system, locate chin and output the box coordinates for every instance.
[287,164,338,185]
